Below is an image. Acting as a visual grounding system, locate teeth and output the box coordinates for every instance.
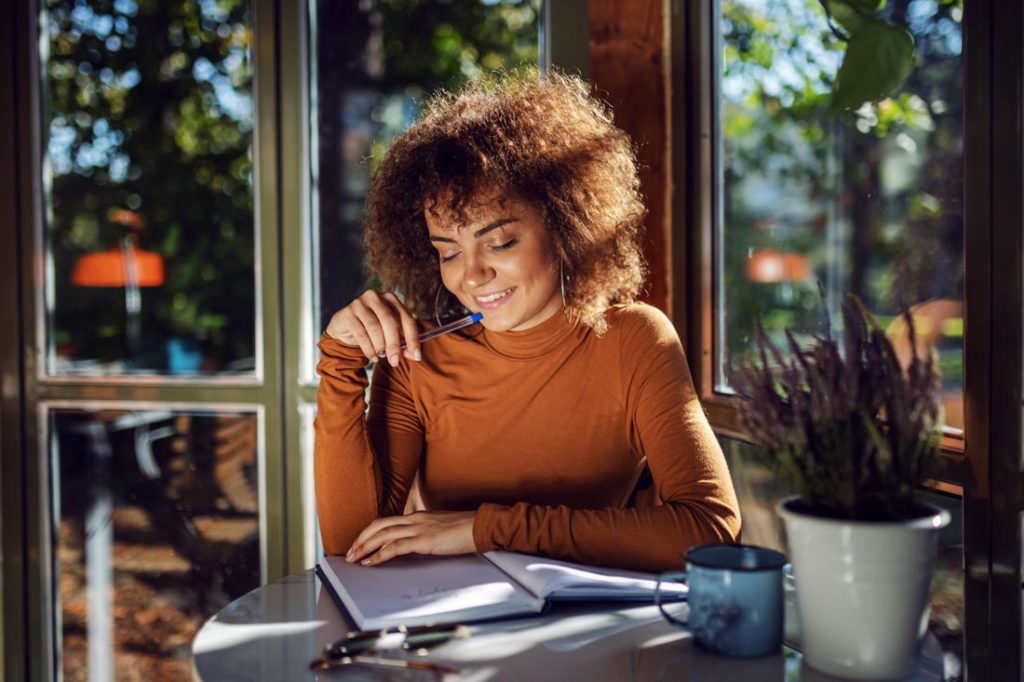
[477,288,513,303]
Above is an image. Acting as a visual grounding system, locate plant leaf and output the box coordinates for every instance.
[832,19,915,111]
[820,0,881,34]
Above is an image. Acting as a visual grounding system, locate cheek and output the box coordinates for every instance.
[524,253,559,286]
[509,246,556,284]
[439,265,469,299]
[439,267,459,293]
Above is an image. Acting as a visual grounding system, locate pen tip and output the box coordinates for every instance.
[471,312,483,322]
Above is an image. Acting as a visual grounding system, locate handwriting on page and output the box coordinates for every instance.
[403,586,477,600]
[388,581,519,621]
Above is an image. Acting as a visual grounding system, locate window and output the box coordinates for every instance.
[42,0,257,378]
[19,1,276,677]
[716,0,964,434]
[677,1,971,674]
[50,406,262,680]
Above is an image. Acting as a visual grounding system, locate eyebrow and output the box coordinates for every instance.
[428,217,517,244]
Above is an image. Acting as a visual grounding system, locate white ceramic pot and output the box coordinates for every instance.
[777,496,951,680]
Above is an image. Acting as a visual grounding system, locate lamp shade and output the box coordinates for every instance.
[747,248,785,283]
[781,252,811,281]
[747,248,811,283]
[72,247,165,287]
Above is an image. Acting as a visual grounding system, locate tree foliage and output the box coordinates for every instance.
[46,0,255,372]
[721,0,964,398]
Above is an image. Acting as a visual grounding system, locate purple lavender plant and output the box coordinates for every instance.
[731,298,943,520]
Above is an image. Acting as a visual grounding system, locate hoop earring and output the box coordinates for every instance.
[560,261,567,308]
[434,284,445,327]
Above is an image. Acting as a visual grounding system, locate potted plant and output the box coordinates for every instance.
[731,298,950,680]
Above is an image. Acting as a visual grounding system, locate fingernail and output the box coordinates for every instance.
[345,548,353,561]
[361,558,372,566]
[413,349,422,361]
[389,354,399,367]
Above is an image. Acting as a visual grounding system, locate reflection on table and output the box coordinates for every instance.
[191,569,947,682]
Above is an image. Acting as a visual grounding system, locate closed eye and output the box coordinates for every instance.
[439,251,460,263]
[490,238,518,252]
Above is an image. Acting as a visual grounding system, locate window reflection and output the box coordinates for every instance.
[310,0,541,380]
[717,0,964,433]
[43,0,256,377]
[51,408,261,680]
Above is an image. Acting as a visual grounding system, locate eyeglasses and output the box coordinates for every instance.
[310,623,468,673]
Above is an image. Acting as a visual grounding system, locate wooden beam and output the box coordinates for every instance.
[589,0,671,316]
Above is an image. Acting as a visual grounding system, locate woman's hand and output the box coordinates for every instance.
[345,511,477,566]
[325,290,421,367]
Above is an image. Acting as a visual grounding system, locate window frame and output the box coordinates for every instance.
[671,0,1022,677]
[3,0,289,679]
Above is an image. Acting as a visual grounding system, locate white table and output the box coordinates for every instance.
[191,569,948,681]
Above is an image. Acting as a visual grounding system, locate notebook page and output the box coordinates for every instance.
[319,554,543,629]
[482,551,688,600]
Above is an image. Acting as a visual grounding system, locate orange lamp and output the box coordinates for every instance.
[747,248,785,282]
[781,252,811,281]
[747,248,811,283]
[72,246,165,287]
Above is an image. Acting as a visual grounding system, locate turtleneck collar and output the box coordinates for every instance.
[480,308,583,360]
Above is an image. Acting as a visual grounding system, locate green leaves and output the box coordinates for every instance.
[818,0,915,111]
[833,19,915,111]
[821,0,883,34]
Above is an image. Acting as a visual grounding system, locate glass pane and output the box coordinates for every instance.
[721,438,964,680]
[51,407,261,680]
[716,1,964,433]
[42,0,257,377]
[307,0,542,380]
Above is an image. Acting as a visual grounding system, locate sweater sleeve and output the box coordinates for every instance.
[472,307,741,573]
[313,335,424,556]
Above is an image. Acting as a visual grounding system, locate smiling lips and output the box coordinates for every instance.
[473,287,516,310]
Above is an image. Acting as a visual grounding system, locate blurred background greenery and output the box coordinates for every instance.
[719,0,964,431]
[46,0,256,373]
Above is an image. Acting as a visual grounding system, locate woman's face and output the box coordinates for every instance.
[425,191,562,333]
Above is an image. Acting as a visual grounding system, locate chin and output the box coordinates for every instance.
[478,316,517,333]
[471,306,521,332]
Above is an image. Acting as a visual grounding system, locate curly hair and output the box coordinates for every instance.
[363,68,647,333]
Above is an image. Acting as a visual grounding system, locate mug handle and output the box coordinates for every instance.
[654,570,688,628]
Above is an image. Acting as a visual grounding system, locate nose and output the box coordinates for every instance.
[461,251,495,292]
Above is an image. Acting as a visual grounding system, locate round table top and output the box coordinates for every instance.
[191,569,947,681]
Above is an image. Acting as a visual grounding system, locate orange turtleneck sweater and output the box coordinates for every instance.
[314,303,740,572]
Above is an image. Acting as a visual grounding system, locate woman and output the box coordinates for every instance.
[315,71,740,573]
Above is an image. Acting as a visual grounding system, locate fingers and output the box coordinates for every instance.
[344,511,477,567]
[364,537,420,566]
[384,292,422,362]
[346,515,413,561]
[361,293,409,367]
[349,525,419,565]
[329,291,422,366]
[326,307,377,360]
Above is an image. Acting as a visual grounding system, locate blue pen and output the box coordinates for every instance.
[376,312,483,358]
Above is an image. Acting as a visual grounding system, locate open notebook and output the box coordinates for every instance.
[317,551,688,630]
